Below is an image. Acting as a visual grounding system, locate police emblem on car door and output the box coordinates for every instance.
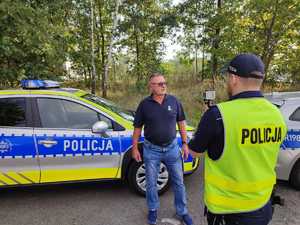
[33,97,121,183]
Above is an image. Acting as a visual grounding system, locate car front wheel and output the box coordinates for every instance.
[128,161,170,196]
[290,160,300,190]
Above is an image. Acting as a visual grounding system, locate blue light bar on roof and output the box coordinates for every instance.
[21,79,60,89]
[21,80,44,89]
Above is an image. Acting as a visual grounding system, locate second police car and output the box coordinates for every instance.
[265,92,300,190]
[0,80,199,195]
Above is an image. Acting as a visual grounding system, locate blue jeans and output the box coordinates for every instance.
[207,200,273,225]
[143,139,188,216]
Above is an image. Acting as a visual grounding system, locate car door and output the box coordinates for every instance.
[277,99,300,180]
[0,97,40,186]
[279,99,300,149]
[33,96,121,183]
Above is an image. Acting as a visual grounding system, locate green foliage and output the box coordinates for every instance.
[177,0,299,83]
[0,0,299,91]
[0,0,70,87]
[119,0,174,89]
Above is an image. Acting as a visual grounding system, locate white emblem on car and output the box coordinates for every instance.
[0,139,12,153]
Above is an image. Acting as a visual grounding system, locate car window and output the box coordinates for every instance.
[289,107,300,122]
[82,94,135,122]
[0,98,27,127]
[37,98,112,129]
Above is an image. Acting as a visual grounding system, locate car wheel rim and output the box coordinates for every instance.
[136,163,169,192]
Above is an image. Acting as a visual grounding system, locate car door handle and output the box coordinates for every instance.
[38,140,58,148]
[100,133,111,138]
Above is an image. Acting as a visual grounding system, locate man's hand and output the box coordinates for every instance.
[132,127,142,162]
[132,148,142,162]
[203,101,210,111]
[177,120,189,161]
[189,149,202,158]
[182,143,189,160]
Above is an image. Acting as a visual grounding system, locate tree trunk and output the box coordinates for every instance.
[95,0,101,86]
[103,0,121,97]
[97,0,106,97]
[194,30,198,78]
[261,0,279,80]
[202,43,205,81]
[88,66,92,90]
[90,0,97,94]
[211,0,222,86]
[134,25,141,82]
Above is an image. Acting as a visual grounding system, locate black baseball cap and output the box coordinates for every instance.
[227,53,265,79]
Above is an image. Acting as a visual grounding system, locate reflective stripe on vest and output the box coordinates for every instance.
[204,98,287,214]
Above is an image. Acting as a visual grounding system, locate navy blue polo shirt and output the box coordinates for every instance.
[188,91,264,160]
[134,94,185,146]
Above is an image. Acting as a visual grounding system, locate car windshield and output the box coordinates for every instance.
[82,94,135,122]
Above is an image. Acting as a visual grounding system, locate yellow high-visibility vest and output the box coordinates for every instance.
[204,98,287,214]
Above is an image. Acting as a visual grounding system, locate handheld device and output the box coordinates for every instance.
[203,90,216,108]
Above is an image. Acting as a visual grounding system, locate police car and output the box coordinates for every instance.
[265,91,300,190]
[0,80,199,195]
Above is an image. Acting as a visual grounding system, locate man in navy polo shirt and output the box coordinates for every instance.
[188,54,286,225]
[132,73,193,225]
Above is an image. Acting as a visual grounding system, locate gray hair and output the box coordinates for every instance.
[149,73,164,81]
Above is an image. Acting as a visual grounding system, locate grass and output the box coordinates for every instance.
[65,77,298,127]
[107,77,227,127]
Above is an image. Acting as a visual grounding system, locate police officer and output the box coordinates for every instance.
[188,54,287,225]
[132,73,193,225]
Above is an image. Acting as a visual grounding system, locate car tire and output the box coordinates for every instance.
[128,160,170,196]
[290,160,300,190]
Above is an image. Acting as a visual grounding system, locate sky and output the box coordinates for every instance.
[162,35,182,61]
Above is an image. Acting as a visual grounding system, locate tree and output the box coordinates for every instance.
[119,0,175,89]
[177,0,228,82]
[245,0,300,81]
[103,0,122,97]
[177,0,203,79]
[0,0,71,87]
[67,0,119,96]
[90,0,97,94]
[177,0,300,83]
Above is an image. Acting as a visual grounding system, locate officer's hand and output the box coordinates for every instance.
[182,144,189,160]
[132,149,142,162]
[203,102,209,111]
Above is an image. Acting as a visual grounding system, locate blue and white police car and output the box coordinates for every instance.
[0,80,199,195]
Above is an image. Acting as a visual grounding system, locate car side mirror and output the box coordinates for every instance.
[92,121,108,134]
